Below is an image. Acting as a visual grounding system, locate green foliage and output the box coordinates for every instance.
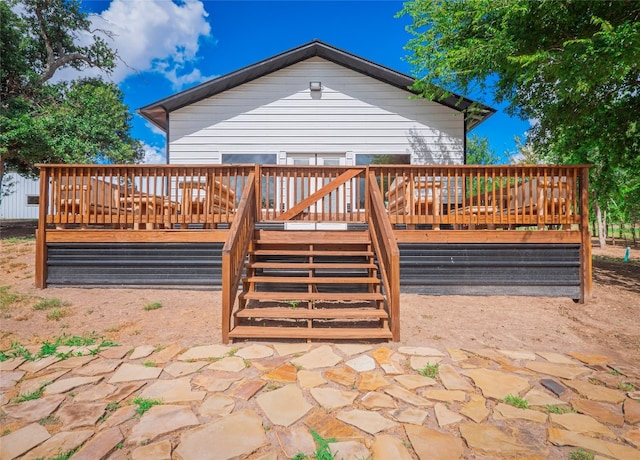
[310,429,336,460]
[33,298,69,311]
[570,448,595,460]
[503,394,529,409]
[0,333,118,362]
[132,397,163,416]
[466,134,500,165]
[546,405,575,415]
[11,383,48,403]
[417,362,439,379]
[0,0,143,184]
[143,302,163,311]
[399,0,640,224]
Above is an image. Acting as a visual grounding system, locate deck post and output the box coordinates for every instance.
[35,167,49,288]
[579,167,593,302]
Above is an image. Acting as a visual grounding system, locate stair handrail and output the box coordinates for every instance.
[367,172,401,341]
[221,172,256,343]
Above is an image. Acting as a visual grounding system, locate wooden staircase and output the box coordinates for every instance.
[227,230,394,341]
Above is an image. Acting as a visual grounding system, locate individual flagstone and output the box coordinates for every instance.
[98,345,131,360]
[192,371,242,392]
[235,344,274,359]
[199,394,235,418]
[175,409,267,460]
[357,371,389,391]
[409,355,444,371]
[101,404,137,428]
[572,398,625,427]
[536,351,578,364]
[2,394,65,423]
[177,344,230,361]
[257,384,312,427]
[465,347,505,361]
[345,354,375,372]
[380,362,404,375]
[18,370,68,395]
[360,391,397,409]
[128,405,199,445]
[324,366,357,387]
[292,345,342,370]
[564,379,626,404]
[0,370,26,391]
[206,356,246,372]
[568,352,612,365]
[310,387,358,410]
[423,389,467,403]
[264,364,297,382]
[460,394,490,423]
[73,358,121,376]
[108,363,162,384]
[129,345,156,360]
[548,427,639,460]
[405,424,465,460]
[525,361,591,379]
[47,354,96,370]
[390,407,429,425]
[229,379,266,400]
[72,382,117,402]
[329,441,371,460]
[371,346,394,365]
[44,375,102,395]
[336,344,373,356]
[139,377,206,403]
[19,355,61,373]
[0,423,50,460]
[434,402,465,426]
[131,439,172,460]
[250,355,288,372]
[398,346,445,357]
[107,381,145,403]
[163,360,207,377]
[461,368,530,400]
[56,402,106,429]
[394,374,437,390]
[21,430,93,460]
[337,409,397,434]
[384,385,433,407]
[272,342,311,356]
[439,364,474,391]
[550,412,617,439]
[304,408,364,442]
[276,427,316,458]
[72,426,124,460]
[624,397,640,425]
[523,388,567,407]
[493,402,548,423]
[459,423,546,457]
[497,349,537,361]
[623,428,640,448]
[447,348,469,361]
[297,369,326,388]
[371,434,413,460]
[0,358,25,371]
[149,343,183,363]
[540,378,567,396]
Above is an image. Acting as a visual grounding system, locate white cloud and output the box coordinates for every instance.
[145,120,166,137]
[142,143,166,164]
[52,0,214,89]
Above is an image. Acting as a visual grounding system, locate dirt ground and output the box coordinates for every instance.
[1,220,638,366]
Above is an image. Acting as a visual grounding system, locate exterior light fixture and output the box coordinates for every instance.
[309,81,322,92]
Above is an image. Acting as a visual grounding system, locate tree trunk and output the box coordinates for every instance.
[595,201,607,247]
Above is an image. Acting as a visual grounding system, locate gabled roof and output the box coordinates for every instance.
[138,39,495,131]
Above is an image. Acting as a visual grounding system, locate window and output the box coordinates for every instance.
[222,153,277,165]
[26,195,39,205]
[356,153,410,166]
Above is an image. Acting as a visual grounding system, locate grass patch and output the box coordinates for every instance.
[143,301,163,311]
[33,297,70,311]
[131,397,163,416]
[142,361,155,367]
[38,415,60,426]
[503,394,529,409]
[570,448,595,460]
[618,381,636,391]
[546,404,575,414]
[0,333,118,362]
[11,384,49,403]
[291,430,337,460]
[417,362,439,379]
[105,402,121,411]
[46,308,70,321]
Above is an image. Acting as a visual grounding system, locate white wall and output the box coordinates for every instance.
[168,57,464,165]
[0,172,40,220]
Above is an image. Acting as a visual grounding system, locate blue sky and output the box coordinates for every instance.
[76,0,530,163]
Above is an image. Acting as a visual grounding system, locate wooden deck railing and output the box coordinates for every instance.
[38,164,588,230]
[221,172,256,343]
[367,172,400,341]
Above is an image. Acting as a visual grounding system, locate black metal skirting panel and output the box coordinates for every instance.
[399,243,581,299]
[46,243,224,287]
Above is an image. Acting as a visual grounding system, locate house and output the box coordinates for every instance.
[0,172,41,220]
[34,41,591,343]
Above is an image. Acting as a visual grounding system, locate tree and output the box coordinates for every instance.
[0,0,143,188]
[466,134,499,165]
[399,0,640,245]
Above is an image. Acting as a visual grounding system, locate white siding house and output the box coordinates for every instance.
[139,40,494,167]
[0,172,40,220]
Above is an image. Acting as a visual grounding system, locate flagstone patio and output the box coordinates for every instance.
[1,342,638,460]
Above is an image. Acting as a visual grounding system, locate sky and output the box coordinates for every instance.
[74,0,531,164]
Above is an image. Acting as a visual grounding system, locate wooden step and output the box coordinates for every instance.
[243,276,379,284]
[249,262,377,270]
[256,230,370,244]
[252,249,373,257]
[228,326,393,340]
[235,307,388,320]
[240,292,385,302]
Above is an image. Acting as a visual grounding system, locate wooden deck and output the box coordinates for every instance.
[35,164,592,342]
